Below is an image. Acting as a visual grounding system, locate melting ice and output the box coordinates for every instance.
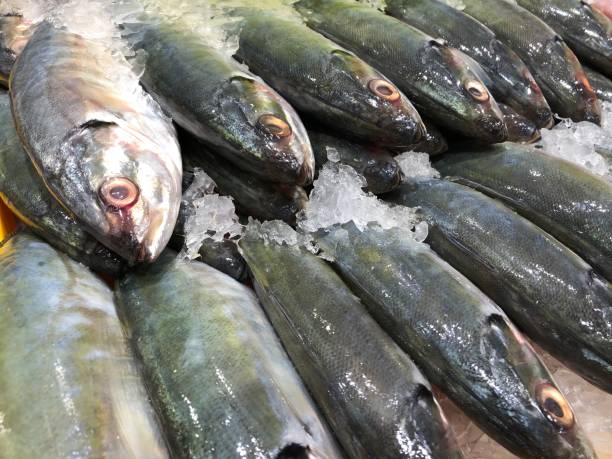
[396,151,441,179]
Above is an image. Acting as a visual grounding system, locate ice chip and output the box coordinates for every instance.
[396,151,441,179]
[244,218,317,252]
[325,146,340,163]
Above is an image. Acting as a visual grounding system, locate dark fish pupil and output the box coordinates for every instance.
[266,124,284,135]
[469,87,482,98]
[110,186,129,200]
[544,398,564,418]
[377,85,393,96]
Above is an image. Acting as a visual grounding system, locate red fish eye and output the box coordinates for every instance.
[258,114,293,139]
[535,382,575,431]
[99,177,140,210]
[368,79,401,102]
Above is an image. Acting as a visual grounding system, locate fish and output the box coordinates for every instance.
[294,0,508,143]
[435,142,612,280]
[308,129,403,194]
[234,12,426,147]
[0,92,123,274]
[384,0,553,128]
[0,13,33,86]
[584,65,612,101]
[388,178,612,394]
[239,221,463,459]
[460,0,602,123]
[115,251,341,459]
[10,21,182,264]
[0,231,168,459]
[313,222,597,459]
[407,120,449,155]
[499,103,541,143]
[128,21,315,185]
[516,0,612,78]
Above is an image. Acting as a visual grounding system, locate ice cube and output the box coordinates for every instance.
[244,219,317,252]
[396,151,441,179]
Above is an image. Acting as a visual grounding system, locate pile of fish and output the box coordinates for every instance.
[0,0,611,457]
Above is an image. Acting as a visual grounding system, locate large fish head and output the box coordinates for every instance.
[221,73,315,185]
[59,120,182,265]
[420,41,508,142]
[491,39,553,128]
[326,49,426,147]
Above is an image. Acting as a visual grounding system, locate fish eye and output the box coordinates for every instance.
[464,80,490,102]
[257,114,293,139]
[99,177,140,211]
[368,79,401,102]
[536,382,575,431]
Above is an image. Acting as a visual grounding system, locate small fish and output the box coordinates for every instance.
[0,232,168,459]
[384,0,554,128]
[10,22,182,264]
[584,65,612,101]
[435,142,612,280]
[499,103,541,143]
[0,13,33,86]
[295,0,508,143]
[116,251,341,458]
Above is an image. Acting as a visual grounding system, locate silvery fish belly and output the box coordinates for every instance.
[0,231,168,459]
[10,21,182,264]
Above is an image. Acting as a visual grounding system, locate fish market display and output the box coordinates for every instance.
[10,21,182,264]
[239,221,462,458]
[436,143,612,280]
[584,65,612,101]
[0,92,123,274]
[0,13,32,86]
[460,0,602,123]
[235,11,426,147]
[388,178,612,393]
[116,251,341,458]
[499,103,541,143]
[296,0,508,143]
[128,20,315,185]
[309,129,403,194]
[516,0,612,77]
[383,0,554,128]
[0,232,168,459]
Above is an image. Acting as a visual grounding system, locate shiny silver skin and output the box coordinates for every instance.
[239,223,463,459]
[499,103,541,143]
[461,0,602,124]
[0,13,32,87]
[295,0,508,143]
[584,65,612,101]
[384,0,553,128]
[0,232,168,459]
[389,179,612,393]
[314,222,596,459]
[435,143,612,280]
[116,251,341,459]
[10,22,182,264]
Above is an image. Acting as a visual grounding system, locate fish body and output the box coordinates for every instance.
[499,103,541,143]
[0,13,32,86]
[10,22,182,264]
[435,143,612,280]
[239,225,462,458]
[388,179,612,393]
[584,65,612,101]
[384,0,553,128]
[116,252,341,458]
[295,0,507,143]
[0,232,168,459]
[461,0,601,123]
[313,222,596,459]
[235,12,426,147]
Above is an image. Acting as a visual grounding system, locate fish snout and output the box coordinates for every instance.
[535,106,555,129]
[478,114,508,143]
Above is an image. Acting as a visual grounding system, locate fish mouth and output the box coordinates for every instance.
[535,107,555,129]
[476,115,508,143]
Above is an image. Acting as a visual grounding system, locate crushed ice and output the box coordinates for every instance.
[244,219,317,252]
[396,151,441,179]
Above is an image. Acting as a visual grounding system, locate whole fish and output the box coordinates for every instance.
[129,21,314,185]
[0,92,123,274]
[10,22,182,264]
[499,103,541,143]
[0,232,168,459]
[435,143,612,280]
[517,0,612,77]
[115,251,341,459]
[0,13,32,86]
[584,65,612,101]
[234,13,426,147]
[384,0,553,128]
[309,130,403,194]
[460,0,601,123]
[295,0,508,143]
[388,179,612,393]
[239,222,463,459]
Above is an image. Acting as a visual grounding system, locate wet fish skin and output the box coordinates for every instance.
[308,130,403,194]
[131,21,314,185]
[239,225,462,459]
[10,22,182,264]
[115,251,341,459]
[499,103,541,143]
[295,0,507,143]
[389,178,612,393]
[404,121,448,156]
[584,65,612,101]
[435,143,612,280]
[0,92,123,274]
[461,0,601,124]
[0,13,32,87]
[517,0,612,78]
[0,232,168,459]
[314,222,596,459]
[384,0,553,128]
[235,13,426,148]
